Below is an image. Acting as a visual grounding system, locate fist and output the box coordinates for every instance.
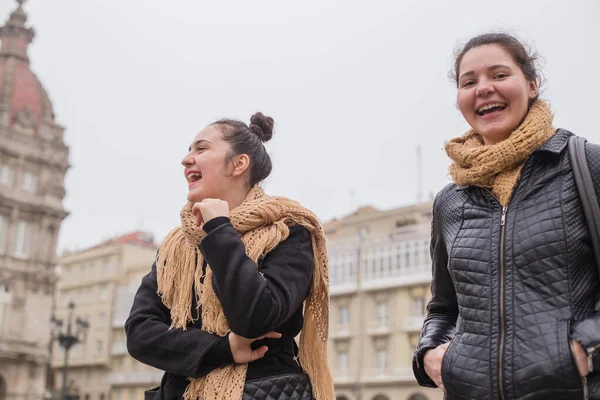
[192,199,230,226]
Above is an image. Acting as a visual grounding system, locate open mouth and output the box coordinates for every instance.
[476,103,507,116]
[187,171,202,186]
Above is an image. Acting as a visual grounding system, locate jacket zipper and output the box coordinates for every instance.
[499,205,508,400]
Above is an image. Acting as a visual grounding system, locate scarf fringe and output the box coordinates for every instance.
[157,187,334,400]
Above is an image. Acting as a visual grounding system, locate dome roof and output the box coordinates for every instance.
[0,0,55,135]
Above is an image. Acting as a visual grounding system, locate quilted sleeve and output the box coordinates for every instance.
[571,141,600,376]
[412,189,458,387]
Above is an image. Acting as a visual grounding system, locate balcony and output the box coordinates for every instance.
[109,370,163,385]
[362,269,430,291]
[361,366,415,384]
[403,315,425,333]
[367,320,391,336]
[111,342,127,356]
[330,325,352,340]
[329,281,358,296]
[333,371,353,385]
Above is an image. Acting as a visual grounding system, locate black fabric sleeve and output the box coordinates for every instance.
[412,189,459,387]
[125,262,234,378]
[198,223,314,338]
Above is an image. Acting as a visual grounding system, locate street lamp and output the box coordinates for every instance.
[51,302,89,400]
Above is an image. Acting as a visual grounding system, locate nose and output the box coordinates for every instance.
[181,153,194,168]
[476,79,495,97]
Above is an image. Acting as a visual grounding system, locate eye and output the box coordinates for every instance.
[495,73,508,79]
[196,147,206,152]
[461,80,475,88]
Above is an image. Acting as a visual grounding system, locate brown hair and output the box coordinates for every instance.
[211,112,274,187]
[451,33,543,106]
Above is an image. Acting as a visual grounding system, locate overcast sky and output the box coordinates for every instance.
[1,0,599,252]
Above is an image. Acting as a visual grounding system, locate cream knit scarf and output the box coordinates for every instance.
[155,186,334,400]
[445,100,556,205]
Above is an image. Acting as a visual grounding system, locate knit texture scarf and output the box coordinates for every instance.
[155,186,334,400]
[445,100,556,205]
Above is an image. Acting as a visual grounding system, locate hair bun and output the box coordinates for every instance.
[249,112,274,142]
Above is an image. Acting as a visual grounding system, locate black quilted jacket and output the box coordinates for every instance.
[413,130,600,400]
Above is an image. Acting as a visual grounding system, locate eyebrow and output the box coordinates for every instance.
[188,139,211,152]
[459,64,512,80]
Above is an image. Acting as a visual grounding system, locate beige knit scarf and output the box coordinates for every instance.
[445,100,556,205]
[155,186,334,400]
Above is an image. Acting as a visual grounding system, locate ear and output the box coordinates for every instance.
[231,154,250,177]
[528,79,539,100]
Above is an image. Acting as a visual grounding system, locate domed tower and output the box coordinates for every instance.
[0,1,69,398]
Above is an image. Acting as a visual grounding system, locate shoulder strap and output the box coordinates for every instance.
[568,135,600,278]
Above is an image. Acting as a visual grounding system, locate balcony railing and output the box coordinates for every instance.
[367,320,391,335]
[361,366,415,383]
[330,325,352,339]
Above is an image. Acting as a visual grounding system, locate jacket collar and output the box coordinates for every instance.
[455,128,573,192]
[532,128,573,158]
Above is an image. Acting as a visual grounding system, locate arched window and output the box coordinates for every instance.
[408,393,429,400]
[372,395,390,400]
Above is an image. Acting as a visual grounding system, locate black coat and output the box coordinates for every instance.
[413,130,600,399]
[125,217,314,400]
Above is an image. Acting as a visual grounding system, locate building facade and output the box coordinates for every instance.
[324,203,443,400]
[51,232,158,400]
[0,1,70,398]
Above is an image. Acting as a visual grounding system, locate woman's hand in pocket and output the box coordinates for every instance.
[424,341,451,391]
[571,340,589,377]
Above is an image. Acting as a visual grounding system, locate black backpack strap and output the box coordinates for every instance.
[568,136,600,280]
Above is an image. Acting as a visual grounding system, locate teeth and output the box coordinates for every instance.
[478,103,505,113]
[188,172,201,181]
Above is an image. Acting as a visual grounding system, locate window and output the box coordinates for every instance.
[98,312,105,328]
[99,285,108,301]
[21,171,37,192]
[411,296,425,316]
[0,165,13,186]
[0,215,6,255]
[376,349,388,374]
[423,240,430,264]
[63,292,70,307]
[338,351,348,375]
[96,340,103,352]
[0,284,12,335]
[114,389,121,400]
[104,258,111,273]
[377,302,388,326]
[13,220,31,258]
[339,306,349,327]
[130,389,136,400]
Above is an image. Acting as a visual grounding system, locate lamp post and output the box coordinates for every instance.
[51,302,89,400]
